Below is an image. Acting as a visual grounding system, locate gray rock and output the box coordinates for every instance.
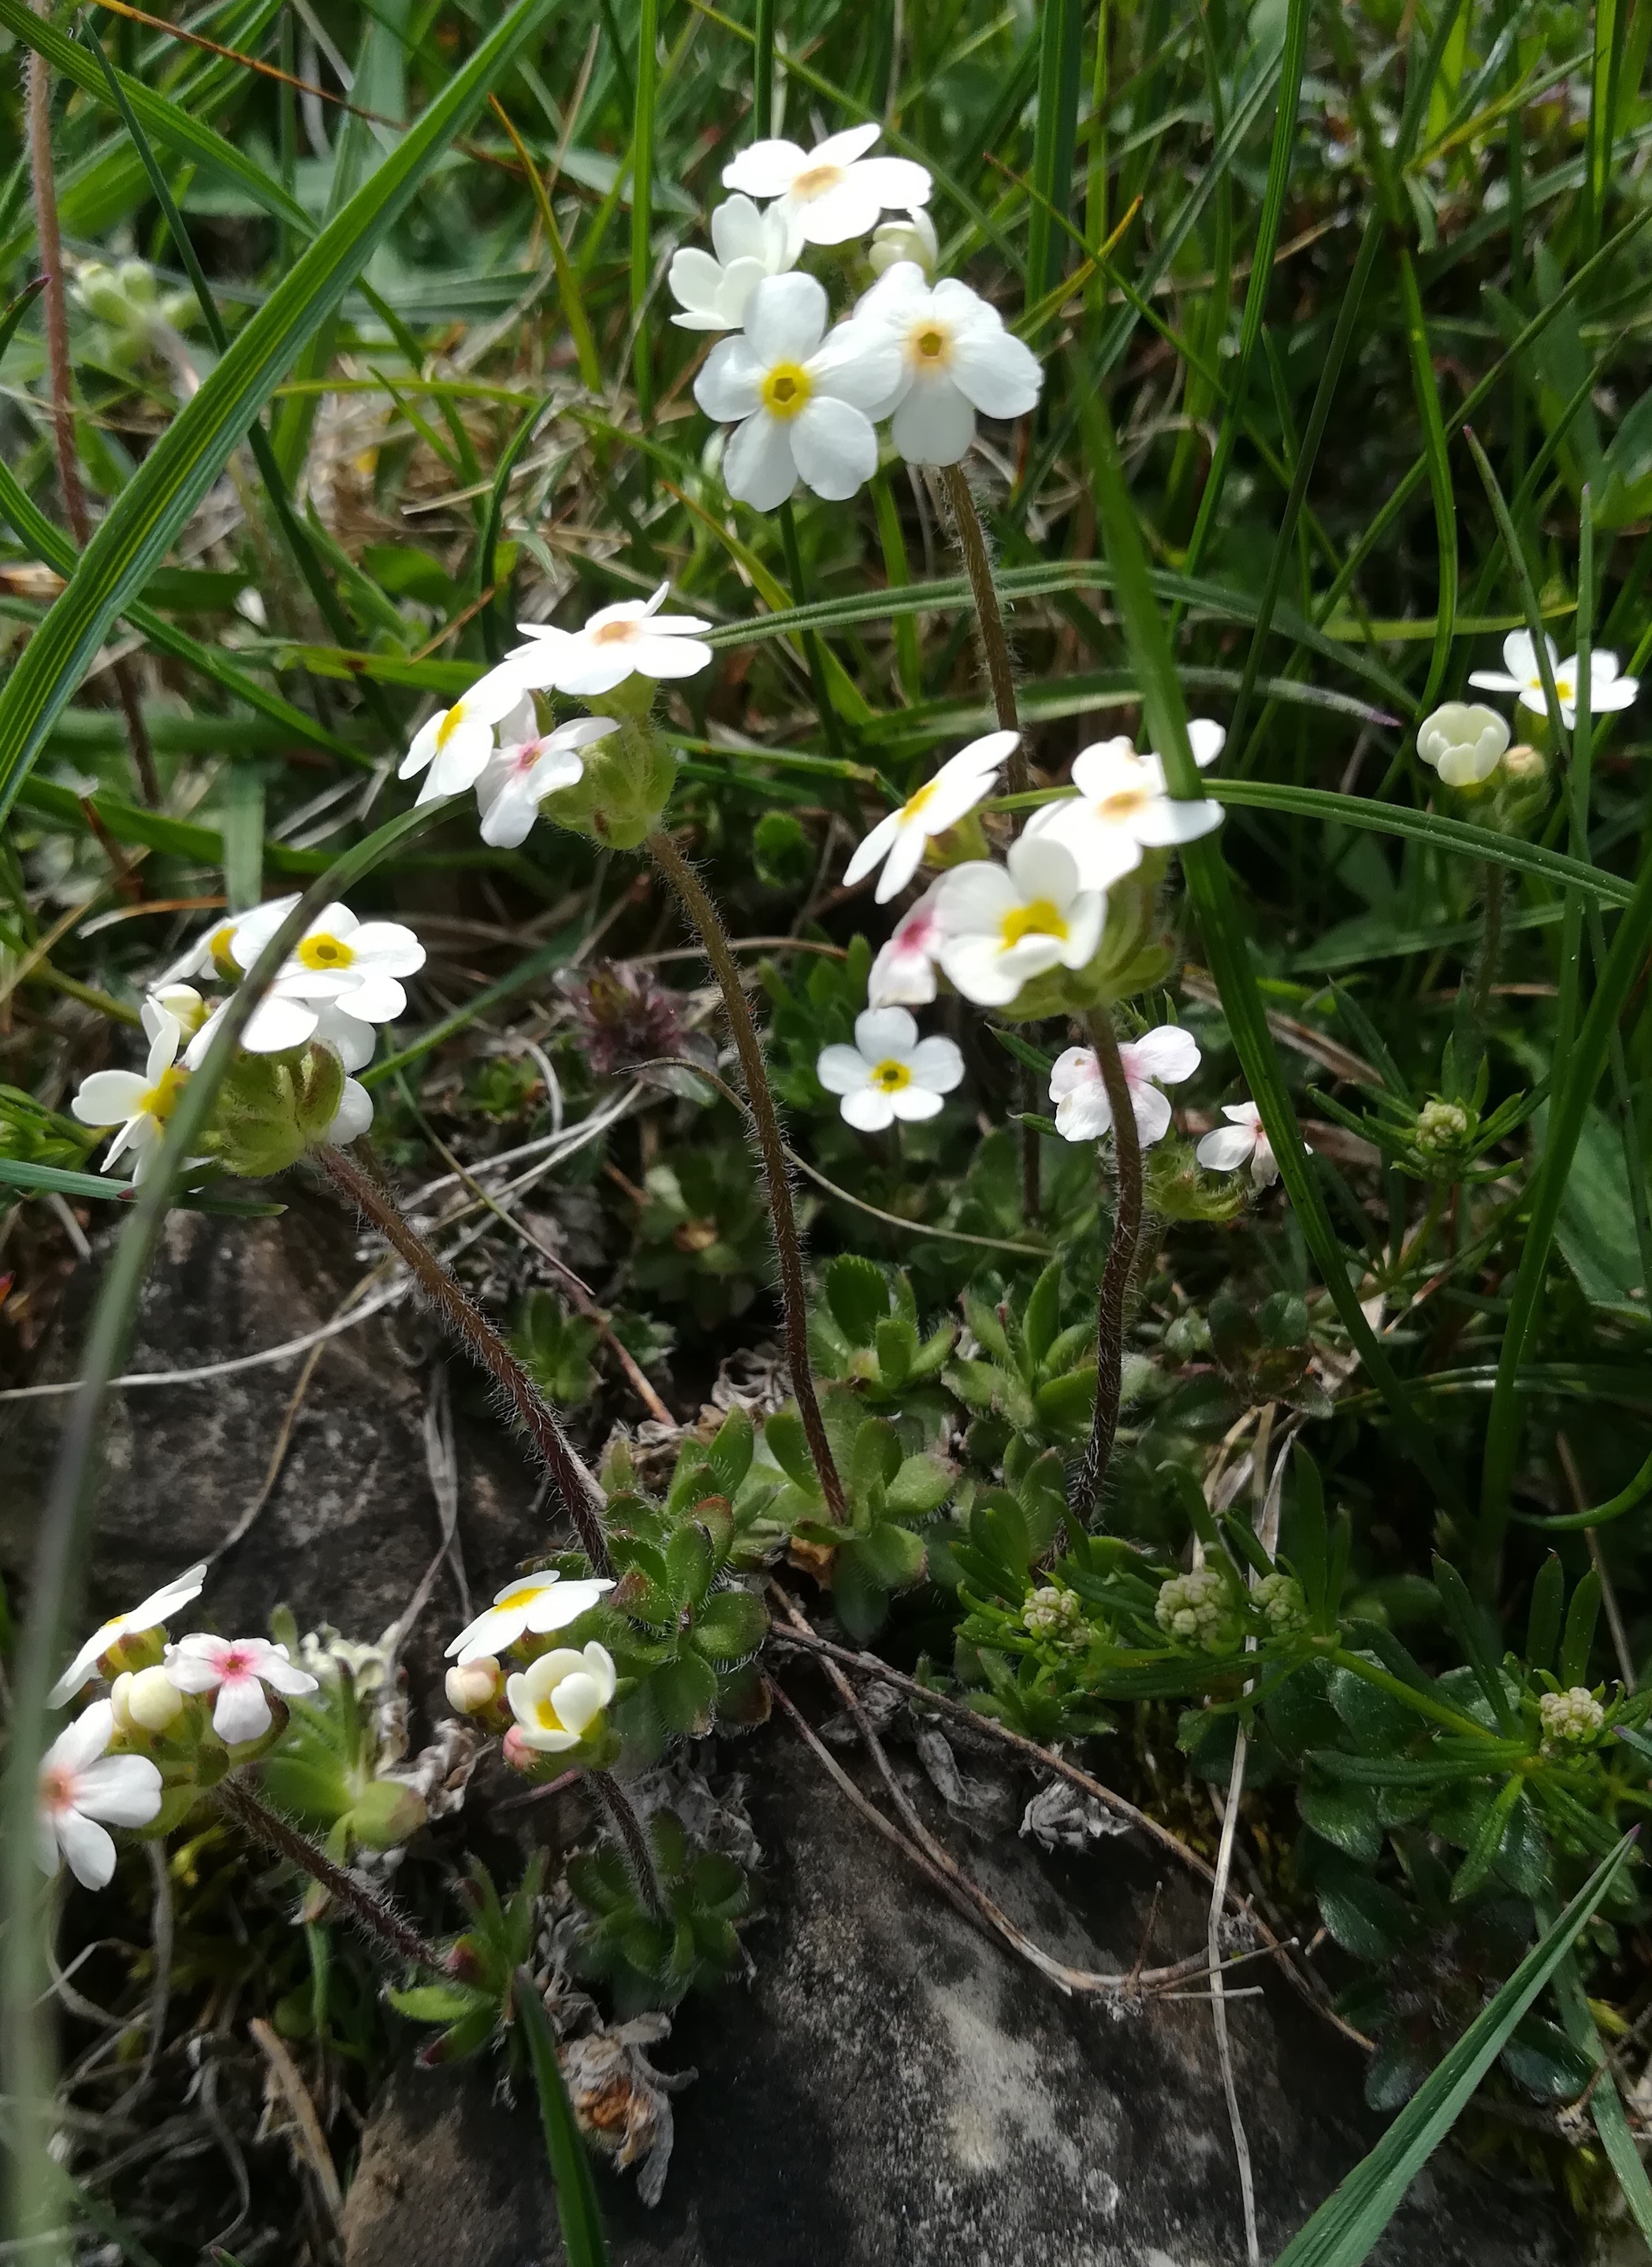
[343,1732,1579,2267]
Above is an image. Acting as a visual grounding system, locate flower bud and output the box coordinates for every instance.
[536,713,678,851]
[445,1657,503,1716]
[869,208,939,277]
[200,1043,347,1178]
[111,1666,185,1734]
[1539,1685,1605,1751]
[1416,701,1509,787]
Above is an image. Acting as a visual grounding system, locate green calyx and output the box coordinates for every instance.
[539,705,678,850]
[200,1043,346,1178]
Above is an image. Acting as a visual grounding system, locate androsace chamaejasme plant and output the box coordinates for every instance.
[5,0,1652,2259]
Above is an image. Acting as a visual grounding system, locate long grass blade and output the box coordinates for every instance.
[513,1971,612,2266]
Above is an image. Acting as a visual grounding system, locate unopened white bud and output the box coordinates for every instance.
[445,1656,502,1715]
[869,207,939,277]
[111,1665,184,1733]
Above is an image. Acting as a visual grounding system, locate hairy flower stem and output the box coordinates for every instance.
[317,1145,610,1573]
[1073,1009,1145,1524]
[218,1774,444,1972]
[25,20,159,811]
[647,829,847,1522]
[591,1771,667,1921]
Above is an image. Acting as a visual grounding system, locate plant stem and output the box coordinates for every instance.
[647,828,847,1521]
[753,0,775,136]
[25,17,160,811]
[218,1774,445,1972]
[1072,1008,1144,1523]
[1471,860,1505,1037]
[939,462,1025,784]
[590,1771,666,1920]
[317,1144,610,1572]
[778,501,846,762]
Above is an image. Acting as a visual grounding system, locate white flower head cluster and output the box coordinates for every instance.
[1539,1686,1605,1750]
[680,125,1042,504]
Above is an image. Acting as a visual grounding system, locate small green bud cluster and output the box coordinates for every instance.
[1021,1584,1085,1647]
[1252,1572,1308,1636]
[1155,1567,1237,1651]
[75,259,195,342]
[1414,1099,1471,1154]
[1539,1686,1605,1751]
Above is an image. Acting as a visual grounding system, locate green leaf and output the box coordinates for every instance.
[1525,1556,1565,1676]
[1299,1780,1384,1863]
[664,1524,715,1611]
[855,1521,925,1592]
[826,1253,891,1344]
[691,1588,768,1665]
[1274,1837,1635,2267]
[1561,1569,1603,1689]
[885,1455,955,1519]
[513,1972,611,2267]
[762,1409,819,1495]
[1021,1260,1063,1369]
[850,1418,903,1497]
[0,0,558,823]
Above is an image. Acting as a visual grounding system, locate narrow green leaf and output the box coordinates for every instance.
[513,1971,612,2267]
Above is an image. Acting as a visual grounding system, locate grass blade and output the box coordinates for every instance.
[513,1971,612,2267]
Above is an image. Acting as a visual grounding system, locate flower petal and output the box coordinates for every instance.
[853,1006,918,1058]
[789,396,877,501]
[891,375,975,467]
[843,810,904,888]
[794,176,884,245]
[214,1677,274,1746]
[906,1035,964,1092]
[950,322,1042,419]
[840,1085,897,1132]
[1197,1125,1256,1171]
[1132,1085,1174,1146]
[817,1044,870,1096]
[74,1753,162,1827]
[695,337,765,423]
[721,138,806,198]
[1129,1025,1201,1085]
[724,412,798,510]
[57,1808,117,1890]
[746,270,828,363]
[72,1072,148,1128]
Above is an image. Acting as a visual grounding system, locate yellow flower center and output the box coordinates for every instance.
[900,778,938,824]
[435,701,468,749]
[910,321,952,368]
[208,921,238,976]
[298,932,355,970]
[761,360,813,419]
[1097,787,1150,821]
[790,162,844,202]
[1553,672,1575,701]
[593,619,638,646]
[534,1692,571,1733]
[871,1059,912,1093]
[497,1582,551,1613]
[138,1064,188,1124]
[999,897,1068,950]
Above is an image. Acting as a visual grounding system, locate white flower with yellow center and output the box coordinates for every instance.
[1049,1026,1201,1147]
[856,265,1043,466]
[1023,721,1225,892]
[932,837,1105,1008]
[508,581,714,698]
[843,731,1018,903]
[1416,702,1510,787]
[445,1572,616,1668]
[668,195,795,331]
[506,1642,618,1754]
[474,717,616,848]
[72,1015,191,1182]
[1469,630,1639,728]
[694,273,901,511]
[399,668,532,802]
[36,1701,163,1890]
[47,1563,207,1706]
[722,124,931,249]
[229,899,426,1029]
[166,913,244,985]
[816,1007,964,1132]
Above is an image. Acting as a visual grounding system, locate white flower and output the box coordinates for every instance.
[399,668,533,802]
[694,273,901,511]
[1416,702,1511,787]
[668,195,795,331]
[474,717,616,849]
[72,1017,189,1182]
[505,1641,618,1754]
[1049,1025,1201,1147]
[48,1565,207,1707]
[816,1007,964,1132]
[229,900,426,1029]
[166,913,243,985]
[855,265,1042,467]
[722,123,931,249]
[110,1666,185,1735]
[445,1573,616,1668]
[932,836,1105,1008]
[163,1633,318,1745]
[1196,1100,1280,1187]
[445,1656,503,1715]
[1023,722,1225,892]
[508,581,715,698]
[1468,631,1639,728]
[867,884,944,1008]
[143,984,210,1045]
[869,207,939,277]
[326,1078,374,1146]
[843,731,1017,903]
[36,1702,163,1890]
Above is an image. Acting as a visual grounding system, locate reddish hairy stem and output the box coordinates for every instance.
[218,1774,444,1971]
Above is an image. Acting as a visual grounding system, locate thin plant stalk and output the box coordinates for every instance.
[590,1772,667,1919]
[317,1144,610,1572]
[218,1774,445,1973]
[939,462,1026,782]
[647,828,847,1521]
[25,16,159,810]
[1073,1008,1145,1522]
[1470,862,1505,1036]
[752,0,775,137]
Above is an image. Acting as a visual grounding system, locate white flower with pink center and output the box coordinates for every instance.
[867,884,944,1008]
[1196,1099,1282,1188]
[507,582,715,698]
[473,716,616,848]
[163,1634,318,1746]
[1049,1026,1201,1147]
[37,1700,163,1890]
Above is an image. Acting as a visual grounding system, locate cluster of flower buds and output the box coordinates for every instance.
[37,1565,318,1889]
[441,1571,620,1776]
[70,897,426,1184]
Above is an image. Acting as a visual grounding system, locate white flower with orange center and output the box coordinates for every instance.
[1468,630,1639,728]
[816,1007,965,1132]
[506,1642,618,1755]
[1023,720,1226,892]
[474,716,616,848]
[445,1572,616,1668]
[855,265,1043,466]
[722,124,931,249]
[843,731,1018,902]
[668,194,795,331]
[1049,1026,1201,1146]
[48,1563,207,1706]
[932,837,1105,1008]
[36,1701,163,1890]
[694,273,902,511]
[163,1632,318,1745]
[399,668,533,802]
[228,899,426,1030]
[508,581,715,698]
[71,1014,192,1182]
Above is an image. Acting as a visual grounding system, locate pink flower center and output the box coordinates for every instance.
[508,739,545,776]
[39,1766,76,1816]
[218,1646,256,1681]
